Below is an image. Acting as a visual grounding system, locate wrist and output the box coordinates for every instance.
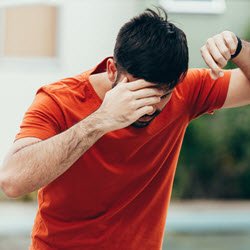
[73,112,108,141]
[91,109,116,134]
[231,39,250,81]
[231,36,242,60]
[80,109,115,136]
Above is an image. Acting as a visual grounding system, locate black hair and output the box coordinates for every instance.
[114,7,189,89]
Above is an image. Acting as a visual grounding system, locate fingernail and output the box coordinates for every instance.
[219,72,224,77]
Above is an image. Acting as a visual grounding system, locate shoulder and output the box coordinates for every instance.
[35,72,92,106]
[181,68,210,85]
[177,68,231,92]
[174,68,207,97]
[39,73,86,95]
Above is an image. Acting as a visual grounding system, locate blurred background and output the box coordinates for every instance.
[0,0,249,249]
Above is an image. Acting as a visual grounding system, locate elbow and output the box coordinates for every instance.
[0,172,23,198]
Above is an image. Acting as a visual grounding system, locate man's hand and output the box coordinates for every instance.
[200,31,238,79]
[200,30,250,109]
[96,78,163,131]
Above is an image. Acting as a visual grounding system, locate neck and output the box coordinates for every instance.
[89,72,113,100]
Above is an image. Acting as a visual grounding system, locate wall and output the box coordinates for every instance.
[0,0,140,161]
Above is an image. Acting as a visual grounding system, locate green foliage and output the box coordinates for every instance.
[173,107,250,199]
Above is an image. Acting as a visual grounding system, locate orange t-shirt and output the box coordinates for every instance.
[16,58,231,250]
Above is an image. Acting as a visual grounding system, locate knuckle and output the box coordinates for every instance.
[232,43,237,50]
[227,38,234,44]
[156,89,163,96]
[130,101,137,109]
[215,34,222,40]
[221,48,229,56]
[206,38,213,45]
[125,84,131,90]
[231,48,236,54]
[200,46,206,54]
[222,30,229,36]
[222,51,230,60]
[120,114,128,123]
[223,30,230,34]
[130,91,136,98]
[146,97,156,105]
[215,55,224,63]
[145,98,152,105]
[124,92,132,101]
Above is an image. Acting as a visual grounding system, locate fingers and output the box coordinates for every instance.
[134,106,155,120]
[120,77,128,83]
[134,96,161,109]
[222,31,237,54]
[116,78,164,99]
[126,79,156,91]
[206,38,228,68]
[214,35,231,61]
[120,78,165,98]
[116,77,128,87]
[133,88,164,99]
[201,31,238,79]
[200,45,224,79]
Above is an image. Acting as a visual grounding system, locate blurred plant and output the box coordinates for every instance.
[173,107,250,199]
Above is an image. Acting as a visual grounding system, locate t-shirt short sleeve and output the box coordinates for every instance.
[15,89,65,141]
[184,68,231,120]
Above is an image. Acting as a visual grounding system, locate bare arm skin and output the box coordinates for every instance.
[0,78,164,198]
[232,39,250,80]
[200,31,250,108]
[223,39,250,108]
[0,114,109,198]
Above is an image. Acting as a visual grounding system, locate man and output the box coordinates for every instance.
[0,7,249,250]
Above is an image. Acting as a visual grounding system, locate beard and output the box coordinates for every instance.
[131,110,161,128]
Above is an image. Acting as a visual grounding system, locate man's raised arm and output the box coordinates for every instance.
[200,30,250,108]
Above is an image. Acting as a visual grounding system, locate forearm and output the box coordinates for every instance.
[1,111,107,197]
[232,39,250,80]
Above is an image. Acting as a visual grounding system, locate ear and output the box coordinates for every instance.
[106,58,117,83]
